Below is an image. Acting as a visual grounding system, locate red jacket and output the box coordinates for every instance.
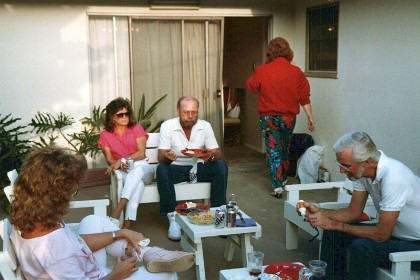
[247,57,311,118]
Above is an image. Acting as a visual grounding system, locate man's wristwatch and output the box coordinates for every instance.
[111,231,117,240]
[210,154,215,161]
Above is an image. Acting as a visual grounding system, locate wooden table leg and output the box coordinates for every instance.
[241,233,253,266]
[224,235,236,261]
[285,219,299,250]
[223,234,254,266]
[179,232,206,280]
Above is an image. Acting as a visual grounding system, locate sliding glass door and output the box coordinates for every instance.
[88,16,224,143]
[131,18,223,142]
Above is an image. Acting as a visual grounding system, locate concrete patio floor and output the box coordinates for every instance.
[1,145,337,280]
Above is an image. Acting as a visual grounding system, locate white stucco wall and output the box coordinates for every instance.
[292,0,420,180]
[0,4,91,123]
[1,0,419,178]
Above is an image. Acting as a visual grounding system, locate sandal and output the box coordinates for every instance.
[270,191,282,199]
[270,187,283,199]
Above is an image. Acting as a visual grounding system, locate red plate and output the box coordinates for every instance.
[175,202,210,215]
[264,262,305,280]
[181,148,210,158]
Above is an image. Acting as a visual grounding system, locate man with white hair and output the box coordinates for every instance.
[300,132,420,280]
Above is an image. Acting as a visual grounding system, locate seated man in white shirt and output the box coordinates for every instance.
[300,132,420,280]
[156,96,228,241]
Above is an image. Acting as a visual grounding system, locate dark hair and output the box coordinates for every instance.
[10,146,87,233]
[104,98,137,132]
[266,37,294,63]
[176,96,199,109]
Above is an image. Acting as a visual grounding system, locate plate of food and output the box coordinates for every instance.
[187,211,215,225]
[181,148,210,158]
[175,202,210,215]
[264,262,305,280]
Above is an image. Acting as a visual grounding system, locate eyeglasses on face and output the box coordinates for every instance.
[116,112,130,118]
[335,160,356,172]
[180,110,198,117]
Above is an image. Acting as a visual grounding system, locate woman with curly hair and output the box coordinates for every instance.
[99,97,155,229]
[9,146,194,279]
[247,37,316,198]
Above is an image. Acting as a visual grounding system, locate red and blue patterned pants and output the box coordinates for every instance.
[260,115,296,189]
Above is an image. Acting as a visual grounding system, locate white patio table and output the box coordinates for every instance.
[175,207,262,280]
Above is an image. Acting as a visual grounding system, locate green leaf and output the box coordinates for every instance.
[30,112,74,133]
[80,106,105,132]
[0,113,31,211]
[142,94,167,120]
[137,94,146,120]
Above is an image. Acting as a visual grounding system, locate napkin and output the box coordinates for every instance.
[235,218,257,227]
[189,159,204,183]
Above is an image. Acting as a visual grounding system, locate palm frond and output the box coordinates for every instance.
[137,95,146,120]
[80,106,105,132]
[142,94,167,120]
[30,112,74,133]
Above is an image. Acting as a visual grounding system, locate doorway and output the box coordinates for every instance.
[223,17,269,151]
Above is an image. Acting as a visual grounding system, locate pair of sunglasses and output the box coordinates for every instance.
[116,112,130,118]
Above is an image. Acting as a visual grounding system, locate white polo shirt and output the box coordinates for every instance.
[353,151,420,240]
[158,117,219,166]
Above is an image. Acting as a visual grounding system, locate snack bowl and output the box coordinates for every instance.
[187,211,215,225]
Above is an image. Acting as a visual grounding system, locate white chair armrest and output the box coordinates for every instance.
[7,170,18,187]
[3,186,13,203]
[285,181,345,201]
[389,250,420,262]
[113,169,123,180]
[317,201,349,210]
[70,199,109,217]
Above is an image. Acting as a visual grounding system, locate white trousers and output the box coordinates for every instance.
[77,215,177,280]
[120,160,154,221]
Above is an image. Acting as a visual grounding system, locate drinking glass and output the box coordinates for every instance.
[247,251,264,277]
[308,260,327,279]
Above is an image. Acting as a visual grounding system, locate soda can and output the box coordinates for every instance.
[127,158,134,171]
[214,210,226,229]
[226,209,236,228]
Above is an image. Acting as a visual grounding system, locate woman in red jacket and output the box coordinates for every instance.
[247,37,315,198]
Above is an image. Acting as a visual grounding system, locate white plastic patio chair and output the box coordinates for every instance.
[1,170,110,279]
[284,180,420,280]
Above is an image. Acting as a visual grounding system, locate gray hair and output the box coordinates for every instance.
[177,96,199,109]
[333,132,381,162]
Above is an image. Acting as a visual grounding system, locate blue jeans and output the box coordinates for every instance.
[320,224,420,280]
[156,160,228,215]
